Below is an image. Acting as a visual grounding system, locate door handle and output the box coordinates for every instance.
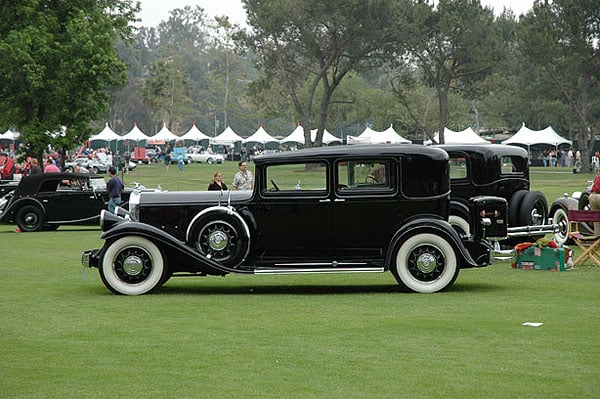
[334,198,345,202]
[319,199,331,203]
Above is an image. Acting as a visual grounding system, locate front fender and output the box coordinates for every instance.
[386,218,490,270]
[549,196,578,214]
[98,221,252,275]
[0,197,46,222]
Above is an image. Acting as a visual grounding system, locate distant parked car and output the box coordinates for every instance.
[186,151,225,164]
[0,172,139,232]
[65,157,108,174]
[549,180,594,244]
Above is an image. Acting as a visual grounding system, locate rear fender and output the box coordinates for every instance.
[386,218,490,270]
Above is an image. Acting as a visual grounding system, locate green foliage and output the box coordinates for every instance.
[0,0,139,160]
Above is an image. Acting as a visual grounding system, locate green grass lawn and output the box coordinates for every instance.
[1,162,599,398]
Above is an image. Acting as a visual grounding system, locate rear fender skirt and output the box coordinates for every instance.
[386,218,490,269]
[100,221,252,275]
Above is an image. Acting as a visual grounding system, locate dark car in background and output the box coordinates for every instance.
[82,145,513,296]
[436,144,551,240]
[0,173,135,232]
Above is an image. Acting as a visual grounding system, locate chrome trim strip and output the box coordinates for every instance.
[273,262,368,267]
[254,267,384,275]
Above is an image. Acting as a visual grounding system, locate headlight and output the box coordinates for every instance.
[129,191,141,221]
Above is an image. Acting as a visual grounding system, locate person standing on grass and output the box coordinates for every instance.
[107,166,124,214]
[231,161,253,190]
[589,168,600,236]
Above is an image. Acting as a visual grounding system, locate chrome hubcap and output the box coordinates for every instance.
[208,230,229,251]
[122,255,144,276]
[416,253,437,273]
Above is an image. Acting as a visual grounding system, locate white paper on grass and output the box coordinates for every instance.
[522,322,544,327]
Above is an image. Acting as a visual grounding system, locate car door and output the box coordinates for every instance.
[332,159,399,263]
[43,177,104,223]
[252,161,334,264]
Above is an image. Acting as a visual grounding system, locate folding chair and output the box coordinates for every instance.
[567,209,600,267]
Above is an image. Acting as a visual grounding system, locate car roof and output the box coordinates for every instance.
[253,144,449,165]
[434,144,528,158]
[15,172,102,194]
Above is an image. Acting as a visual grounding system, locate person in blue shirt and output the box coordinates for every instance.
[106,166,124,214]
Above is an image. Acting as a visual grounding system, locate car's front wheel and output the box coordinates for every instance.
[392,233,459,293]
[16,205,45,232]
[99,236,167,295]
[551,207,570,246]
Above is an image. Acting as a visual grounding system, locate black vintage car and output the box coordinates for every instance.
[436,144,550,239]
[0,172,133,232]
[82,145,514,296]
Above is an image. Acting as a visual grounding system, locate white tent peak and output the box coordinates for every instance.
[121,123,149,142]
[281,125,341,145]
[151,122,179,142]
[433,127,490,144]
[181,123,210,142]
[243,125,280,144]
[90,123,121,141]
[211,126,243,145]
[348,125,411,144]
[502,123,571,147]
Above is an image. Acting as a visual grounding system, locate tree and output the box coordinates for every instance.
[390,0,501,143]
[0,0,139,161]
[242,0,396,147]
[519,0,600,172]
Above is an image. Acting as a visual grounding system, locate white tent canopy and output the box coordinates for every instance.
[348,125,411,144]
[433,127,490,144]
[242,125,280,144]
[121,123,149,142]
[151,123,179,142]
[502,123,571,147]
[90,123,121,141]
[181,123,210,142]
[281,125,341,145]
[0,128,20,141]
[211,126,243,145]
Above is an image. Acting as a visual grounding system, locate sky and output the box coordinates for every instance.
[136,0,535,28]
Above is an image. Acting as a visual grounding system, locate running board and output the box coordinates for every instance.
[254,267,385,275]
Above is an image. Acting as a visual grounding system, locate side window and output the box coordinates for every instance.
[501,155,525,174]
[336,160,391,192]
[264,162,327,193]
[449,156,468,179]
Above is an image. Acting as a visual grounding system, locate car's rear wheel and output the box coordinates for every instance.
[518,191,548,227]
[188,213,249,268]
[16,205,45,232]
[99,236,167,295]
[207,158,214,164]
[392,233,459,293]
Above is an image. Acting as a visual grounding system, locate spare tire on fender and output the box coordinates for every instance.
[186,208,250,268]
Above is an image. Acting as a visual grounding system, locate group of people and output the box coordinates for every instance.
[207,161,253,191]
[541,148,581,168]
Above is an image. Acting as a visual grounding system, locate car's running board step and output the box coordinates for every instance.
[254,267,385,275]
